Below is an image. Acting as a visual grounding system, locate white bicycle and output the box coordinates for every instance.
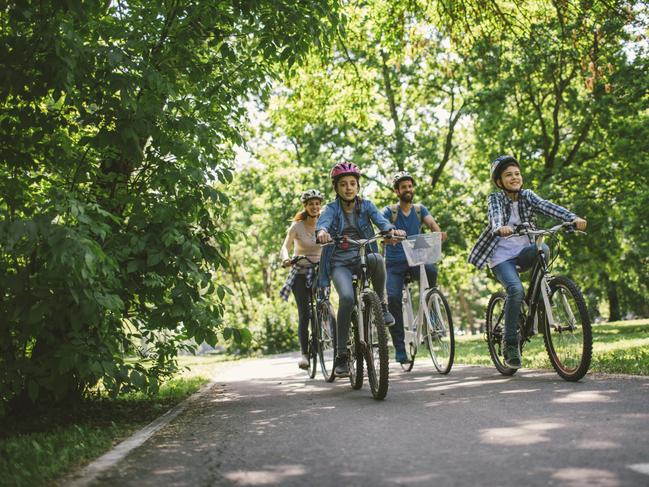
[399,233,455,374]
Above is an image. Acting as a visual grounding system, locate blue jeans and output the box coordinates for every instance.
[331,253,387,353]
[492,244,549,345]
[386,261,438,353]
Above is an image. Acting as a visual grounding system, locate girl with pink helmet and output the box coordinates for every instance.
[316,162,405,376]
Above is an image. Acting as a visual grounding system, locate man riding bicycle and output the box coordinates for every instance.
[316,162,405,377]
[382,171,447,364]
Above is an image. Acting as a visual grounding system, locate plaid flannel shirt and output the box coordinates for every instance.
[468,189,576,270]
[280,265,316,301]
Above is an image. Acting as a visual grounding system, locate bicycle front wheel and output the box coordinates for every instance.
[425,288,455,374]
[308,315,318,379]
[363,292,389,400]
[349,308,364,390]
[542,276,592,381]
[485,292,517,376]
[317,301,336,382]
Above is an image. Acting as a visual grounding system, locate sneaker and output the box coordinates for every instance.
[298,354,309,370]
[381,303,395,327]
[334,353,350,377]
[503,344,522,369]
[395,348,408,364]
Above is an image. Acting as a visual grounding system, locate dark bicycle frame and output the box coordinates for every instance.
[496,221,579,344]
[288,255,326,376]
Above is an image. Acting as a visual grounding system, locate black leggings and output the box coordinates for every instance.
[291,273,311,354]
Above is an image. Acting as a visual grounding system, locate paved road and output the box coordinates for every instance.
[74,355,649,487]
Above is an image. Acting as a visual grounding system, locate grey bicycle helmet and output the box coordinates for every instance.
[300,189,325,203]
[392,170,415,189]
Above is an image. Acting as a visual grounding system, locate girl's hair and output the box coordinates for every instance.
[292,210,308,222]
[292,208,321,222]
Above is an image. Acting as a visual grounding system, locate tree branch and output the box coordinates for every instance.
[380,49,405,171]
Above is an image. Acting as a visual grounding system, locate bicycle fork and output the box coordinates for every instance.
[539,275,556,331]
[355,284,366,346]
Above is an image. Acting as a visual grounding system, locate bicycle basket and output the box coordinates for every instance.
[401,233,442,266]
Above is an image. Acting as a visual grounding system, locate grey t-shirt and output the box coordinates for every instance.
[332,209,363,266]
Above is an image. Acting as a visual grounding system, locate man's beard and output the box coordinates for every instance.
[399,192,413,203]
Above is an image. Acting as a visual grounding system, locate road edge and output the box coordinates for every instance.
[60,381,217,487]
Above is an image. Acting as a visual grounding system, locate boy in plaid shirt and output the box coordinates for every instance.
[468,155,587,368]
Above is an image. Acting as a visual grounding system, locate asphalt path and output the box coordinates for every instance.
[69,355,649,487]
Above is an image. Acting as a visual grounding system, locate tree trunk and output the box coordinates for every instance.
[458,288,476,334]
[607,279,621,322]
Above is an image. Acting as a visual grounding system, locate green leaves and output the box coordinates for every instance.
[0,0,341,413]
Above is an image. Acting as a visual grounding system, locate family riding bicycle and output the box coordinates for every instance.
[281,155,592,399]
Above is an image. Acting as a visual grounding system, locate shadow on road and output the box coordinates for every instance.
[84,358,649,487]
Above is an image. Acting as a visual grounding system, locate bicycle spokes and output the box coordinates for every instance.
[543,276,592,381]
[547,287,585,370]
[425,290,454,374]
[485,292,517,376]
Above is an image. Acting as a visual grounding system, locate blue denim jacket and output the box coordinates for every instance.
[316,197,394,287]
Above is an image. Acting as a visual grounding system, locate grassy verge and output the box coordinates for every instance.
[0,367,214,487]
[455,318,649,375]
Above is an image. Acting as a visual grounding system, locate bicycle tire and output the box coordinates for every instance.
[485,291,517,376]
[400,286,416,372]
[308,315,318,379]
[349,308,364,390]
[542,276,592,381]
[363,291,390,400]
[425,288,455,374]
[400,344,415,372]
[317,301,336,382]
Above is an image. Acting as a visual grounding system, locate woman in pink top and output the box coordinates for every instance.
[280,189,324,369]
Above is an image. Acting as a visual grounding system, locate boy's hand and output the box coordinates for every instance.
[317,230,331,244]
[440,231,448,241]
[572,218,587,231]
[282,259,292,268]
[498,226,514,237]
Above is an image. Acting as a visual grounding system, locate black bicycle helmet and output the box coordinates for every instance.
[490,155,520,184]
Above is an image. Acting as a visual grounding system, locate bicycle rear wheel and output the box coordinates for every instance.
[425,288,455,374]
[349,308,364,390]
[317,301,336,382]
[363,292,389,400]
[485,292,517,376]
[542,276,592,381]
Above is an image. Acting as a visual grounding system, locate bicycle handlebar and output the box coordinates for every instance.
[504,221,586,239]
[319,230,405,248]
[289,255,319,266]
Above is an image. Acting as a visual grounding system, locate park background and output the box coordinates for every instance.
[1,1,647,485]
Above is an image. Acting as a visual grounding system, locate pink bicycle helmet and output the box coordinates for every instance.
[330,162,361,182]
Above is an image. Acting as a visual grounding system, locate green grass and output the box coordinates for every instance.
[455,318,649,375]
[0,375,209,487]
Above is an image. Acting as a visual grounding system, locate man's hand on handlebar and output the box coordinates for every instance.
[317,230,332,244]
[383,229,406,245]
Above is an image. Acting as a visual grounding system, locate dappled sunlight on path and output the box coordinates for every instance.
[83,356,649,487]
